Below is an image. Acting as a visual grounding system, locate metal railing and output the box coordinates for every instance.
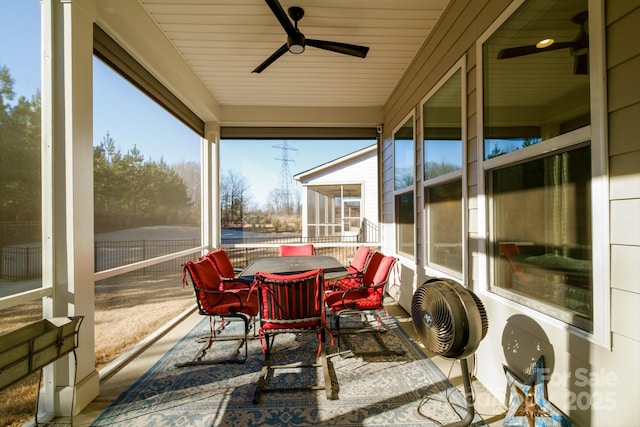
[94,239,200,273]
[1,234,381,280]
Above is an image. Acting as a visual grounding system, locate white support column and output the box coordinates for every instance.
[300,186,308,239]
[204,122,221,249]
[40,0,99,418]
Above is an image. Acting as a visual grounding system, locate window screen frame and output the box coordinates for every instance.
[475,0,610,347]
[420,58,467,280]
[393,112,416,259]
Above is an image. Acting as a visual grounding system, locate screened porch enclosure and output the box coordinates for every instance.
[303,184,377,243]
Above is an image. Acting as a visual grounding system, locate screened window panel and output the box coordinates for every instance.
[0,1,43,293]
[395,192,415,257]
[427,180,462,273]
[490,145,592,325]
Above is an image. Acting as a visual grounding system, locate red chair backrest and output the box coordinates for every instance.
[371,255,396,290]
[364,255,396,305]
[183,259,223,313]
[279,244,314,257]
[206,249,235,278]
[362,252,384,286]
[348,245,371,275]
[254,269,324,327]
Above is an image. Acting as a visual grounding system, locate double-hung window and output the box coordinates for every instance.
[422,64,465,277]
[394,115,415,258]
[481,0,601,334]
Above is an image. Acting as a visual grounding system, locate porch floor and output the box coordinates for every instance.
[43,300,506,426]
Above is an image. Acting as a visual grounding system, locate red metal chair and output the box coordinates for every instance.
[205,248,248,290]
[498,243,534,284]
[178,258,258,364]
[251,268,335,403]
[347,245,373,275]
[278,243,314,256]
[325,255,404,356]
[325,246,375,291]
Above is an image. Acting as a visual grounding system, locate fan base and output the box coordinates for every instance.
[288,6,304,22]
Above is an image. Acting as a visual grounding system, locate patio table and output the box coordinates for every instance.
[239,255,348,281]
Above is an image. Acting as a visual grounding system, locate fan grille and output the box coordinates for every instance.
[411,279,488,359]
[412,284,453,354]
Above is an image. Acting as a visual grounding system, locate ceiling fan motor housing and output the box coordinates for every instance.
[411,278,488,359]
[287,33,305,54]
[253,0,370,73]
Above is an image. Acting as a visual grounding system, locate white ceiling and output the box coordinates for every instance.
[136,0,451,110]
[98,0,590,128]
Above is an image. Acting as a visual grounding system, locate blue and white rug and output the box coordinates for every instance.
[92,314,484,426]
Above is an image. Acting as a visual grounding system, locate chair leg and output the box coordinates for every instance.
[320,331,335,400]
[333,311,405,358]
[252,357,271,404]
[176,315,251,367]
[252,331,337,404]
[334,314,342,354]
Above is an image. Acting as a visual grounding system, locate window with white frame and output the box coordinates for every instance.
[394,115,415,257]
[423,67,464,275]
[482,0,594,331]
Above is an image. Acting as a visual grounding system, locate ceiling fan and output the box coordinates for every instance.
[497,11,589,75]
[252,0,370,73]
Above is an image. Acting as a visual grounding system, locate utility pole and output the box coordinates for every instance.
[273,141,297,215]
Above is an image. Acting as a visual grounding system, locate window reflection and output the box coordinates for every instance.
[423,66,463,274]
[394,118,414,190]
[483,0,593,331]
[394,116,415,257]
[427,181,462,273]
[424,69,462,179]
[482,0,590,159]
[490,145,593,325]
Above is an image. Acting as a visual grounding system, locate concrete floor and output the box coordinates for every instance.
[43,300,507,426]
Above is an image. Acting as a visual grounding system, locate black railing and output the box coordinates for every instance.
[94,239,200,273]
[0,239,199,280]
[0,246,42,280]
[1,236,380,280]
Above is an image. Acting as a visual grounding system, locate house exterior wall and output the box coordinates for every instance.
[381,0,640,425]
[296,149,379,238]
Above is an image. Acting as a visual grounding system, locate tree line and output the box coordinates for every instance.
[94,132,198,232]
[1,64,199,240]
[1,62,301,242]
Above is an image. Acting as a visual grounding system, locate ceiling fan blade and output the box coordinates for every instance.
[497,41,575,59]
[252,43,288,73]
[307,39,369,58]
[264,0,297,37]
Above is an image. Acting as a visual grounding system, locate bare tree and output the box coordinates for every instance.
[220,170,251,227]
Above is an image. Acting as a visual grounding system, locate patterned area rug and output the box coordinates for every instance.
[92,314,485,426]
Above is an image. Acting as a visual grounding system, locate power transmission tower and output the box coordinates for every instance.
[273,141,297,215]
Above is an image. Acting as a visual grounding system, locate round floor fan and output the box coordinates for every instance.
[411,278,489,426]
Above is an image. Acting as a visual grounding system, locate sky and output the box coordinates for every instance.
[1,1,373,206]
